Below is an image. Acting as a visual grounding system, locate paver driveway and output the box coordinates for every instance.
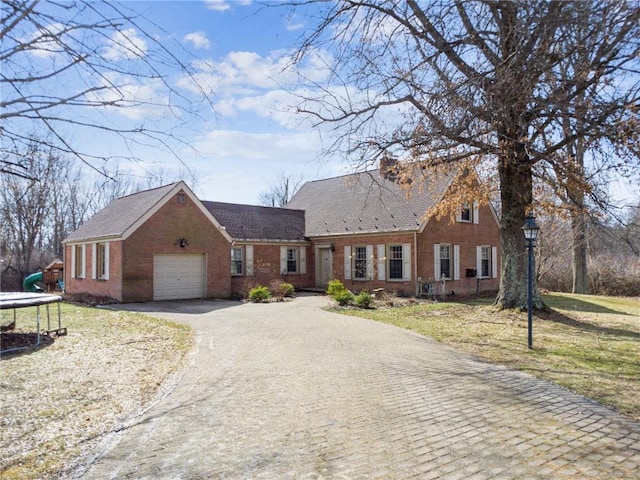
[79,294,640,479]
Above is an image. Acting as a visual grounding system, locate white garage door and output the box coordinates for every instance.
[153,254,205,301]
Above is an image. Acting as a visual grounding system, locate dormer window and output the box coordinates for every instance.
[460,204,472,222]
[457,201,479,224]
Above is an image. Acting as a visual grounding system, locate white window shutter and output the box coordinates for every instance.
[365,245,374,279]
[433,244,440,280]
[453,244,460,280]
[105,242,110,280]
[299,246,307,274]
[81,245,86,278]
[477,246,483,278]
[245,245,254,275]
[92,243,97,279]
[71,245,76,279]
[402,243,411,281]
[492,246,498,278]
[280,246,287,274]
[344,245,352,280]
[455,209,462,222]
[473,201,479,224]
[377,245,386,281]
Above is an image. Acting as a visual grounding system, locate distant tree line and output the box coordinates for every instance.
[0,140,186,290]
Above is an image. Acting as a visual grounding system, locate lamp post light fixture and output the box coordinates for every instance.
[522,213,540,349]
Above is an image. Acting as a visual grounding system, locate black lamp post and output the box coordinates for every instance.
[522,213,540,349]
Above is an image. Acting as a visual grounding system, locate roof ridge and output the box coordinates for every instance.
[117,181,181,200]
[202,200,305,213]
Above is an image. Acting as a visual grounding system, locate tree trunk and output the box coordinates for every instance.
[494,143,544,310]
[571,208,590,294]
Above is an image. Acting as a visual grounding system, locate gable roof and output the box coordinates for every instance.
[63,182,232,244]
[286,169,452,237]
[203,202,307,242]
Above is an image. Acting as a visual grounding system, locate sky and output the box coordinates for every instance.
[7,0,348,205]
[6,0,639,210]
[107,0,346,204]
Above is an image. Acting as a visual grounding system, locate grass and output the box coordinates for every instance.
[344,292,640,423]
[1,302,193,480]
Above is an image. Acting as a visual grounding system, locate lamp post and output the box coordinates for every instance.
[522,213,540,349]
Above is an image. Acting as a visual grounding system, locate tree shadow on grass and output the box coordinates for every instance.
[543,295,637,316]
[538,309,640,340]
[0,331,55,359]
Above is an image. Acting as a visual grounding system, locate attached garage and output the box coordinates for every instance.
[153,254,205,301]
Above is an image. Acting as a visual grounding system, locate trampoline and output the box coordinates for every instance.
[0,292,66,354]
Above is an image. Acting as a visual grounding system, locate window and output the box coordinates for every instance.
[388,245,403,280]
[457,201,479,224]
[460,204,472,222]
[177,192,186,203]
[231,247,243,275]
[96,242,109,279]
[287,248,298,273]
[477,245,497,279]
[480,246,490,278]
[281,246,306,275]
[439,244,452,279]
[73,244,85,278]
[353,246,367,279]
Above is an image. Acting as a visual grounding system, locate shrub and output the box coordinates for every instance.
[354,290,374,309]
[327,279,347,297]
[269,280,295,301]
[333,289,354,306]
[248,285,271,303]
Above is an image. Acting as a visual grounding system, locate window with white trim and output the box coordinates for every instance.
[286,247,298,274]
[231,247,243,275]
[440,244,452,279]
[353,246,367,279]
[457,201,479,224]
[477,245,498,279]
[388,245,403,280]
[96,242,109,280]
[72,244,86,279]
[480,246,490,278]
[434,243,460,281]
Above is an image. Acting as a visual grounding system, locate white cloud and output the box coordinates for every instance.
[88,74,170,120]
[183,31,211,50]
[23,22,66,59]
[103,28,148,61]
[189,129,345,203]
[204,0,252,12]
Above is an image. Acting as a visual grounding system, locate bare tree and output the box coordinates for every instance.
[288,0,640,309]
[1,0,213,178]
[0,141,85,281]
[258,172,304,207]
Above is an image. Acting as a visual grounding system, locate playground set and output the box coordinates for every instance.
[1,261,67,355]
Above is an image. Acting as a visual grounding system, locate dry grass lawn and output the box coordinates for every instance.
[345,292,640,423]
[0,303,193,480]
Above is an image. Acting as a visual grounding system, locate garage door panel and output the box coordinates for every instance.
[154,254,205,300]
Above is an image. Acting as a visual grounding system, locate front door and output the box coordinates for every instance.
[317,247,333,287]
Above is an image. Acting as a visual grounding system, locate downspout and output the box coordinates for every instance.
[414,231,419,296]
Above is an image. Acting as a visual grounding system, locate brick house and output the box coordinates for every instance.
[63,168,500,302]
[286,168,501,297]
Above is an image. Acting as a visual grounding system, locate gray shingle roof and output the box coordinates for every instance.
[286,170,452,237]
[202,202,306,242]
[64,183,181,243]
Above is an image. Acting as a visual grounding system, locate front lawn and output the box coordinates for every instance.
[0,303,193,480]
[345,292,640,423]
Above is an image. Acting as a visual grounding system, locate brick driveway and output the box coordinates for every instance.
[79,294,640,479]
